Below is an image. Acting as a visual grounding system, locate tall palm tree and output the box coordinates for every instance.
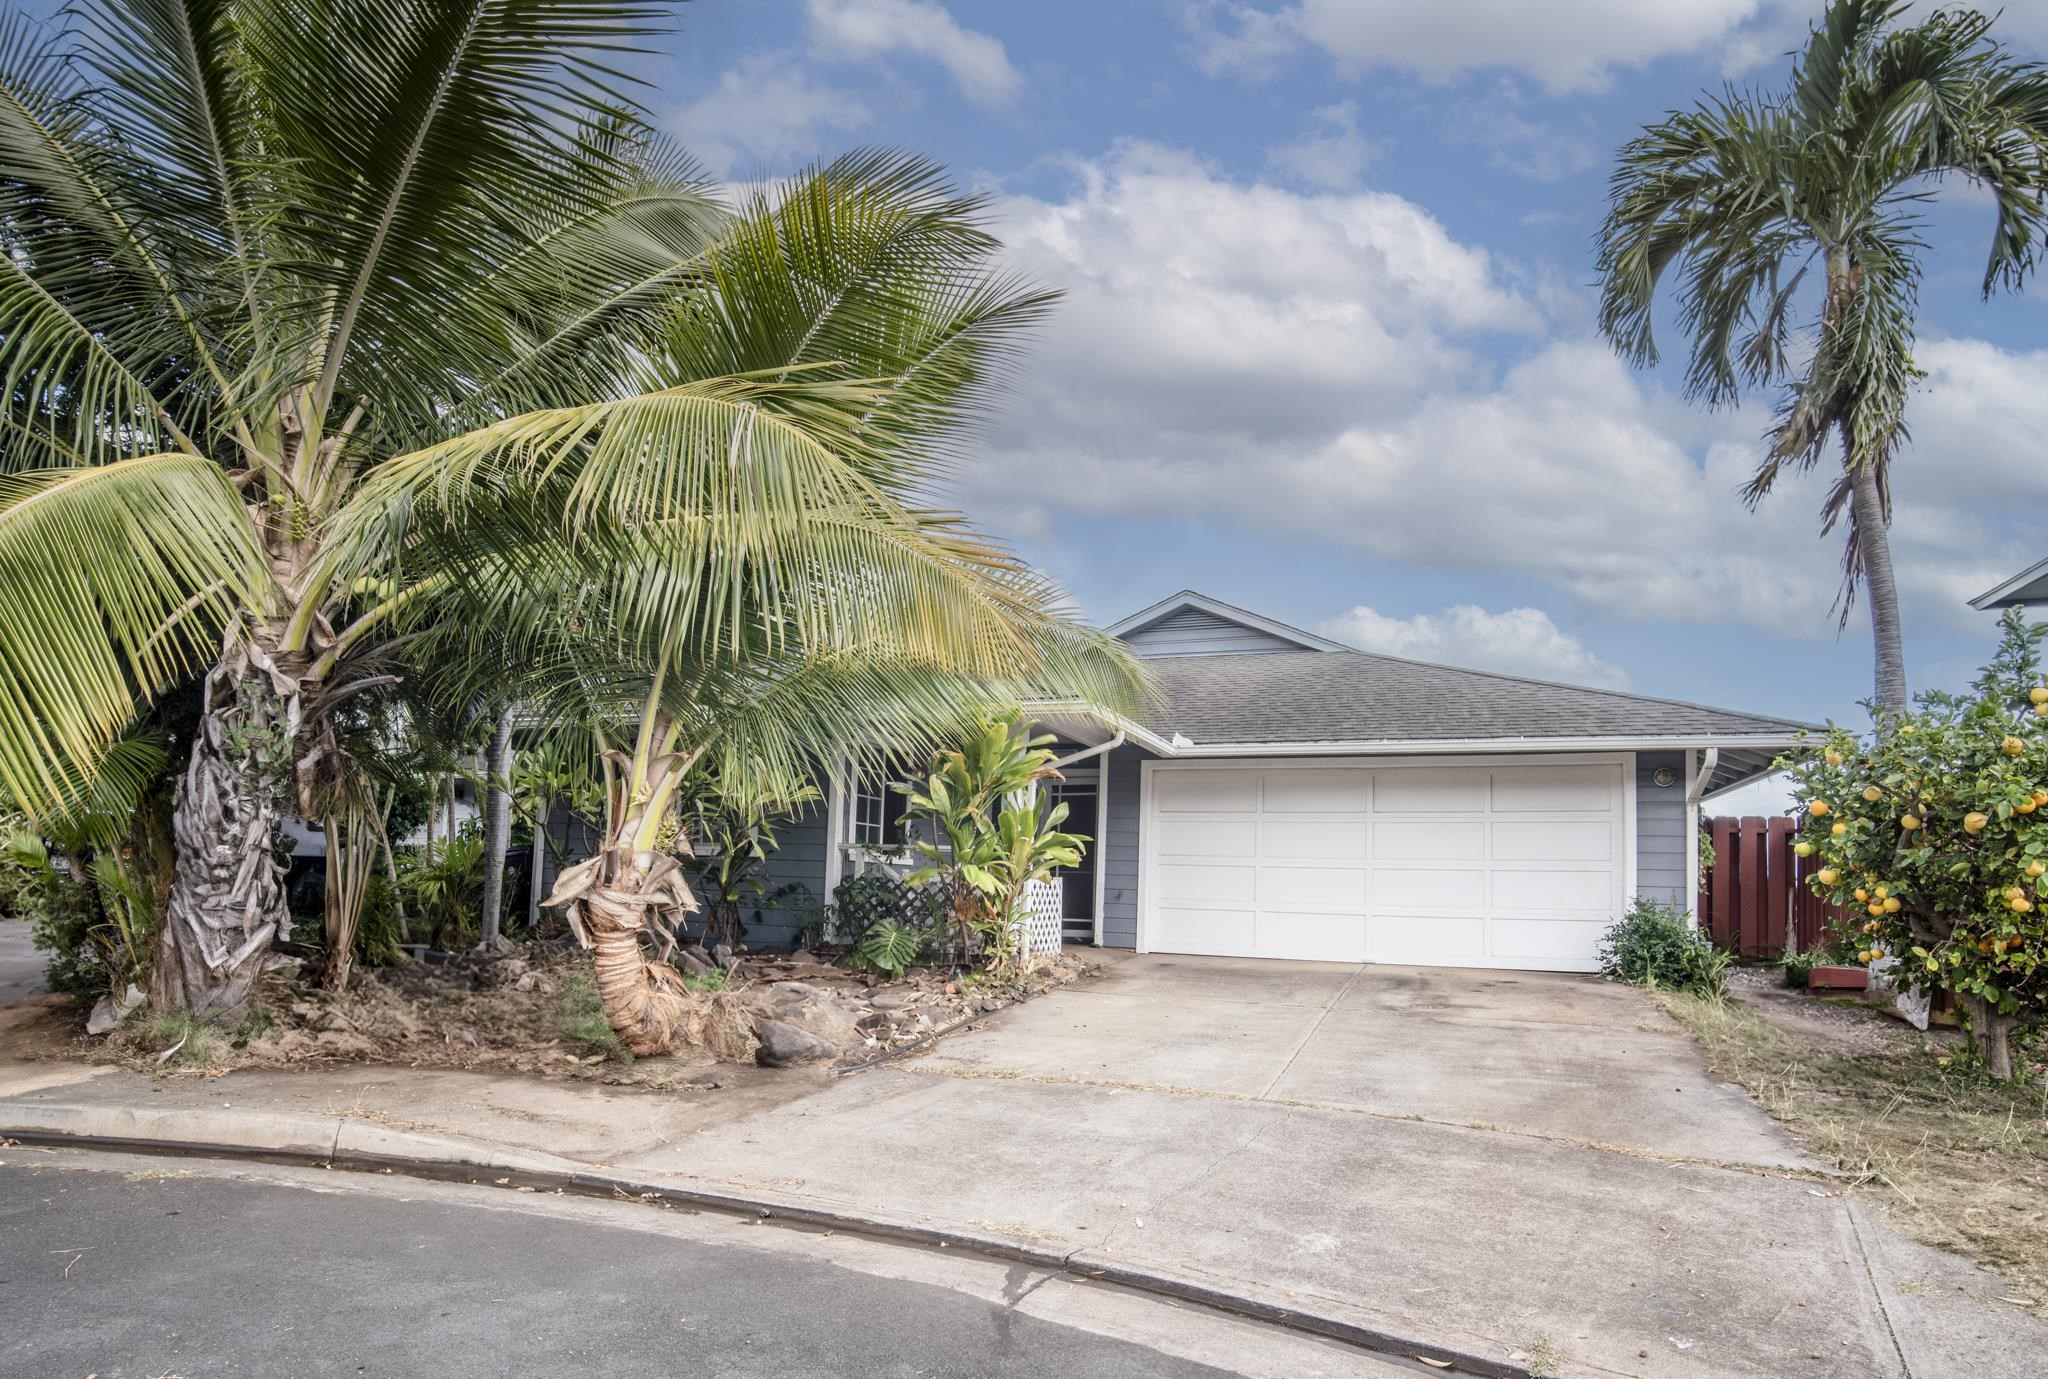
[355,166,1149,1054]
[1596,0,2048,718]
[0,0,732,1012]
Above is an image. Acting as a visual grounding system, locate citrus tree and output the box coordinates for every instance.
[1785,612,2048,1078]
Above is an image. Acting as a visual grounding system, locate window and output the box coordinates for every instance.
[850,770,905,849]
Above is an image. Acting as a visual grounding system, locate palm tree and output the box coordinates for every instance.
[359,166,1149,1054]
[0,0,731,1012]
[1596,0,2048,718]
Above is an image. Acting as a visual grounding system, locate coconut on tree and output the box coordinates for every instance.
[1596,0,2048,720]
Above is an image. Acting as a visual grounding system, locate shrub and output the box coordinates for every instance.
[1598,897,1729,997]
[1783,610,2048,1079]
[819,872,945,947]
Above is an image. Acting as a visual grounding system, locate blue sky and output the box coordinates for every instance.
[657,0,2048,745]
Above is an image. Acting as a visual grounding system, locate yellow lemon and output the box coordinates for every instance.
[2029,861,2046,878]
[2011,896,2034,914]
[2003,736,2027,756]
[1965,812,1990,834]
[2031,686,2048,705]
[1883,897,1901,913]
[1794,841,1815,857]
[1831,822,1847,836]
[1899,814,1921,831]
[1817,868,1839,886]
[1862,786,1883,802]
[1809,799,1831,816]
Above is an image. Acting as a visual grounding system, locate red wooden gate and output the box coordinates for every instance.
[1700,815,1853,957]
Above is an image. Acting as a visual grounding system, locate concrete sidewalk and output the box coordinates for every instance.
[3,960,2041,1379]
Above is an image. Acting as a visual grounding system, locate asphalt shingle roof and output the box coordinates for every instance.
[1137,650,1812,746]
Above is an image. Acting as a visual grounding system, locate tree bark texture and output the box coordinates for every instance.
[1848,458,1909,718]
[153,646,299,1014]
[478,710,514,946]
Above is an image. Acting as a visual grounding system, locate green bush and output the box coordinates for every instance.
[1599,897,1730,997]
[1781,948,1822,988]
[819,872,945,947]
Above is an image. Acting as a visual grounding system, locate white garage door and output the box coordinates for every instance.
[1143,758,1628,971]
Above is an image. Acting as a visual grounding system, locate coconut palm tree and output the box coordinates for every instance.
[353,166,1149,1054]
[1596,0,2048,718]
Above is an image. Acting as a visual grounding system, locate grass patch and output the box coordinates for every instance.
[555,973,631,1065]
[122,1008,219,1070]
[1661,991,2048,1300]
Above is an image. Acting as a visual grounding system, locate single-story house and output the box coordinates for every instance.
[1971,558,2048,611]
[593,590,1809,974]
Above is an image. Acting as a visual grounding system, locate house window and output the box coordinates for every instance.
[849,770,905,849]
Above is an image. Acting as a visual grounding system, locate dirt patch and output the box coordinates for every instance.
[1664,989,2048,1302]
[2,944,1099,1086]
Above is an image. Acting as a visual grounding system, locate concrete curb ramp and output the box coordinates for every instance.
[3,1100,1537,1379]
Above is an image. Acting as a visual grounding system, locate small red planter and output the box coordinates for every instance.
[1808,966,1868,992]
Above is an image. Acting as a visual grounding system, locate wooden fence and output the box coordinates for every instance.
[1699,815,1854,957]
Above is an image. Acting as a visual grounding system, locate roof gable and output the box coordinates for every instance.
[1971,557,2048,610]
[1108,591,1347,657]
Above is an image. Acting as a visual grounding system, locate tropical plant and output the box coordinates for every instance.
[852,918,928,981]
[898,713,1088,972]
[369,159,1151,1055]
[399,831,488,953]
[0,0,729,1013]
[677,760,819,950]
[1782,610,2048,1079]
[1598,896,1731,997]
[1596,0,2048,718]
[819,871,948,948]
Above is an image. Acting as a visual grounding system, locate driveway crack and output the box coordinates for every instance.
[1256,965,1368,1100]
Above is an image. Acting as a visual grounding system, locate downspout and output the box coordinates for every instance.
[1686,748,1719,806]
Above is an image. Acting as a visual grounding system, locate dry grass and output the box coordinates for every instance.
[1662,991,2048,1301]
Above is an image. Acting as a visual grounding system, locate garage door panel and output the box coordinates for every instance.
[1258,865,1367,907]
[1259,911,1366,961]
[1158,819,1258,858]
[1490,819,1613,863]
[1374,819,1485,862]
[1260,820,1368,860]
[1490,867,1615,911]
[1489,917,1607,967]
[1154,769,1260,813]
[1373,768,1489,812]
[1155,862,1255,904]
[1491,764,1617,812]
[1146,760,1626,972]
[1261,769,1370,813]
[1374,867,1486,910]
[1370,913,1485,963]
[1154,906,1258,957]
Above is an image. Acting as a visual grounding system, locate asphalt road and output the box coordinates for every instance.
[0,922,43,1006]
[0,1152,1399,1379]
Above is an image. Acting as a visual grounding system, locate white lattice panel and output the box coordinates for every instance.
[1015,879,1065,957]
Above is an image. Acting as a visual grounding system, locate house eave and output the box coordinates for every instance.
[1969,557,2048,610]
[1155,733,1804,758]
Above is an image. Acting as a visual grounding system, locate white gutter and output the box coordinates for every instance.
[1686,747,1720,806]
[1053,731,1124,770]
[1163,734,1802,759]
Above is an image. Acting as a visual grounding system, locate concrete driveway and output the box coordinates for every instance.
[627,955,2039,1379]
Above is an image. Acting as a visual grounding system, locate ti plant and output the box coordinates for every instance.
[898,713,1088,973]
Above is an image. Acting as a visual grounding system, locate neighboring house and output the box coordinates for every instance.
[1970,558,2048,611]
[544,590,1810,973]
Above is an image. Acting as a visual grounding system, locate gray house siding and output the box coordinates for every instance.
[1633,751,1689,912]
[1097,743,1150,948]
[540,796,830,951]
[1122,606,1309,658]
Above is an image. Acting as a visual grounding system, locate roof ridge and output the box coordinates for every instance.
[1180,646,1815,731]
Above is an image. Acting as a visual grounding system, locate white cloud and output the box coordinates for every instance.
[670,53,872,178]
[974,146,2048,646]
[1447,84,1600,183]
[1265,101,1378,190]
[1191,0,1770,93]
[806,0,1022,107]
[1320,604,1631,689]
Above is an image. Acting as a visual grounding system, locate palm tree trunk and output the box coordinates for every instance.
[1848,457,1908,718]
[153,647,298,1015]
[478,709,514,946]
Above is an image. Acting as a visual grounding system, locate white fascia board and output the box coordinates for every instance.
[1163,734,1803,758]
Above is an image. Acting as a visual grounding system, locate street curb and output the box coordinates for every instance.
[3,1101,1534,1379]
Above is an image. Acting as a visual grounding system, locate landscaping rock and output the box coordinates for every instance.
[712,943,738,970]
[754,1018,837,1067]
[868,991,911,1011]
[675,948,716,978]
[85,983,146,1036]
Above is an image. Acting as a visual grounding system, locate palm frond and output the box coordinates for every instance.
[0,454,266,817]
